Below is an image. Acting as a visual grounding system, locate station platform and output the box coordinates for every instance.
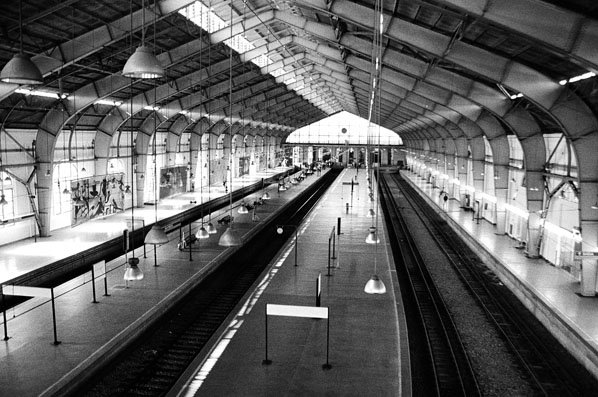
[401,170,598,379]
[0,167,290,285]
[171,167,406,396]
[0,166,321,396]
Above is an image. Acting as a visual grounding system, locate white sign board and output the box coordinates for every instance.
[266,304,328,319]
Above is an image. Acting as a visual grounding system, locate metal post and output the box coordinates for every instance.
[322,312,331,370]
[331,232,337,260]
[294,227,298,267]
[50,288,61,345]
[91,265,98,303]
[189,222,193,261]
[2,291,9,340]
[327,236,332,277]
[103,276,110,297]
[154,245,158,267]
[262,305,271,365]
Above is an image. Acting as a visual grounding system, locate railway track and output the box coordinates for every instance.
[378,172,480,396]
[387,171,598,396]
[70,168,341,397]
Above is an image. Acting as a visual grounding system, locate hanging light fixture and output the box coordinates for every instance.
[0,0,43,85]
[261,191,270,200]
[122,0,164,79]
[0,194,7,206]
[124,257,144,281]
[218,3,242,247]
[206,219,217,234]
[238,203,249,214]
[365,226,380,244]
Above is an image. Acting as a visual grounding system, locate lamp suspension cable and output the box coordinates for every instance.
[364,0,386,294]
[205,0,217,235]
[218,2,242,246]
[196,26,210,240]
[144,1,169,257]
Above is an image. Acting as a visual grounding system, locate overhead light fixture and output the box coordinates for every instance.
[0,194,7,206]
[0,0,43,85]
[364,274,386,294]
[261,191,270,200]
[365,226,380,244]
[206,221,217,234]
[238,203,249,214]
[62,186,70,195]
[95,98,123,106]
[122,0,164,79]
[124,257,144,281]
[143,105,160,111]
[145,224,169,245]
[15,88,68,99]
[196,226,210,239]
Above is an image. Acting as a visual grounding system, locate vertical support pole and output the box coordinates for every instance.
[50,288,61,345]
[154,245,158,267]
[189,222,193,262]
[103,276,110,297]
[91,265,98,303]
[316,274,321,307]
[331,229,337,260]
[262,305,271,365]
[294,227,298,267]
[2,290,9,341]
[143,222,147,258]
[327,236,332,277]
[322,311,331,370]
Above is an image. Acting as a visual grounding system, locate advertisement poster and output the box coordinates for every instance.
[71,173,126,227]
[159,166,187,199]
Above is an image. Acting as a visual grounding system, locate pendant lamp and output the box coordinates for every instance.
[364,274,386,294]
[196,225,210,239]
[238,203,249,214]
[262,191,270,200]
[365,226,379,244]
[122,0,164,79]
[207,221,217,234]
[145,224,168,247]
[0,194,7,206]
[0,1,43,85]
[124,257,144,281]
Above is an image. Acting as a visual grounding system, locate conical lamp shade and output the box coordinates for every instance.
[62,187,70,195]
[218,226,242,246]
[368,208,375,217]
[365,226,380,244]
[207,222,217,234]
[196,226,210,239]
[279,184,287,191]
[364,274,386,294]
[238,204,249,214]
[0,195,7,206]
[0,53,43,85]
[145,225,169,244]
[124,257,144,281]
[122,46,164,79]
[261,192,270,200]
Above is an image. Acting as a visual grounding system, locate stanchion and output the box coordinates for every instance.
[91,265,98,303]
[50,288,61,345]
[2,291,9,340]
